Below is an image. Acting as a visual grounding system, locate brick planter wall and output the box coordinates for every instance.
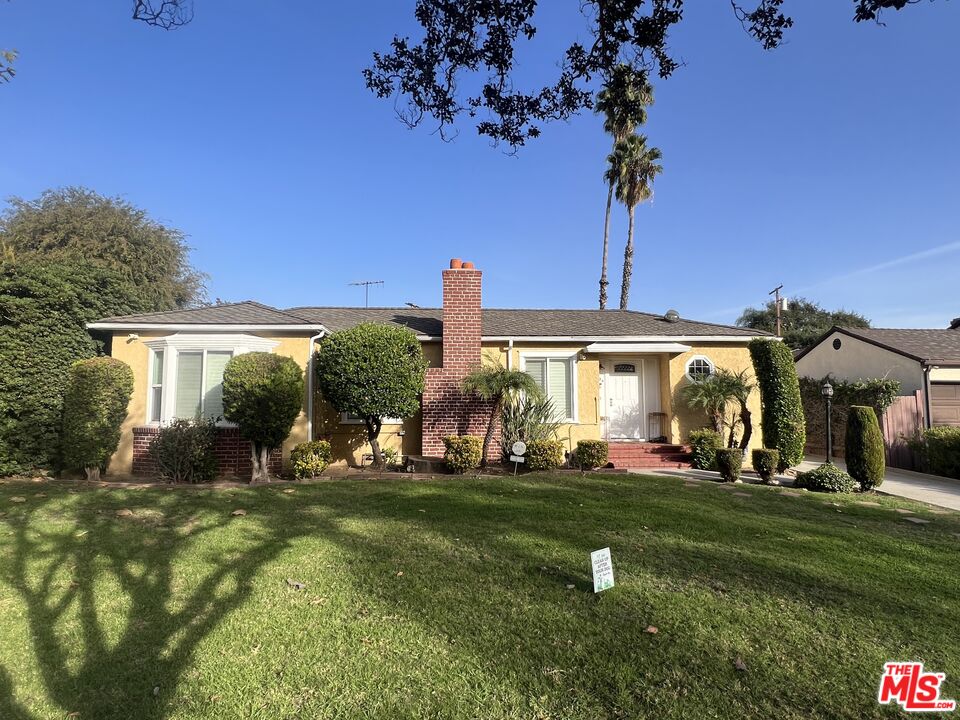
[132,425,282,479]
[421,263,499,461]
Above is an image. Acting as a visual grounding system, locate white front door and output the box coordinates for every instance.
[607,360,644,440]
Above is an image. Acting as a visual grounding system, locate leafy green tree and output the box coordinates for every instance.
[845,405,885,490]
[462,363,543,466]
[596,65,653,309]
[61,357,134,481]
[749,338,806,471]
[737,297,869,350]
[1,187,206,309]
[609,134,662,309]
[314,323,427,468]
[0,259,141,474]
[222,352,304,483]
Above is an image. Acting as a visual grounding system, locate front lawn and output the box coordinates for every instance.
[0,474,958,719]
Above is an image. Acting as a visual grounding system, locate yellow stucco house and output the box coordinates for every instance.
[89,259,771,477]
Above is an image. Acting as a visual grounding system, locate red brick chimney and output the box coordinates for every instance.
[421,259,494,459]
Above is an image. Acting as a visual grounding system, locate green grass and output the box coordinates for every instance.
[0,474,958,719]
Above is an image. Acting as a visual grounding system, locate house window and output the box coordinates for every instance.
[685,355,714,382]
[523,355,576,421]
[149,350,164,423]
[174,350,233,421]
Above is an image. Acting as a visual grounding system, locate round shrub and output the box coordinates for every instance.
[749,339,805,471]
[751,448,780,484]
[909,426,960,479]
[443,435,482,474]
[525,439,564,471]
[149,417,218,484]
[290,440,332,479]
[574,440,608,471]
[688,429,723,470]
[715,448,742,483]
[222,352,304,482]
[845,405,885,490]
[794,463,855,493]
[61,357,134,481]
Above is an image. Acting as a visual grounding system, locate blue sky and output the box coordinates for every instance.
[2,1,957,327]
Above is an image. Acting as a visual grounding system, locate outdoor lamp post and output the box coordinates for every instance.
[821,380,834,464]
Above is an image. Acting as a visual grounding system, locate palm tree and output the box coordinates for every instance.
[719,368,756,450]
[611,134,663,310]
[595,66,653,309]
[680,374,733,436]
[462,364,543,467]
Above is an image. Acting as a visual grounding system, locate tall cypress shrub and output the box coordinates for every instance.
[748,339,805,472]
[845,405,885,490]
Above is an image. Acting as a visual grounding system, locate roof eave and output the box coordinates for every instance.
[87,322,328,333]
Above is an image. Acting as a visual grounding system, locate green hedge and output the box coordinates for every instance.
[799,376,899,459]
[715,448,742,483]
[525,439,565,471]
[845,406,885,490]
[751,448,779,483]
[291,440,333,479]
[574,440,608,471]
[910,427,960,479]
[149,418,219,484]
[795,463,856,493]
[688,429,722,470]
[60,358,134,481]
[443,436,482,474]
[749,339,805,471]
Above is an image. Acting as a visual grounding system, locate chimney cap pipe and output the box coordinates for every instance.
[449,258,463,269]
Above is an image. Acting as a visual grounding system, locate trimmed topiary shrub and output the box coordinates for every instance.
[149,417,218,484]
[290,440,332,479]
[222,352,304,483]
[751,448,780,484]
[845,405,885,490]
[910,426,960,480]
[794,463,855,493]
[443,435,482,474]
[574,440,608,472]
[60,357,134,481]
[715,448,742,483]
[525,438,564,471]
[688,429,723,470]
[749,339,805,471]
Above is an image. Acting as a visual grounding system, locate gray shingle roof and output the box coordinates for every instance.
[831,327,960,365]
[95,301,316,326]
[288,306,765,338]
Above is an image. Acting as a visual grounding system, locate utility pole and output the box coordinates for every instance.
[349,280,384,308]
[768,284,784,337]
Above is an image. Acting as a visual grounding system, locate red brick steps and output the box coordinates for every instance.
[607,442,692,469]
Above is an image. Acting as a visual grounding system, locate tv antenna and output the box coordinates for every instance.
[349,280,384,308]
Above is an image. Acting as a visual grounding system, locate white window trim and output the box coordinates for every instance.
[143,333,279,425]
[340,413,404,426]
[519,350,579,423]
[685,354,715,382]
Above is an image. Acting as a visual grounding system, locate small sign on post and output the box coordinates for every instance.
[591,547,615,593]
[510,441,527,475]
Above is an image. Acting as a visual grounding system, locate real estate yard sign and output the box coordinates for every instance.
[591,547,615,593]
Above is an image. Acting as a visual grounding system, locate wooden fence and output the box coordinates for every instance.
[881,391,924,471]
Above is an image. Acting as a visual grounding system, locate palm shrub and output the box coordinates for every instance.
[845,405,885,490]
[749,339,805,471]
[462,363,543,466]
[795,463,856,493]
[222,352,304,483]
[680,375,730,435]
[60,357,134,481]
[688,429,723,470]
[443,435,482,474]
[574,440,608,472]
[500,395,563,462]
[149,417,218,484]
[290,440,332,479]
[751,448,780,484]
[715,448,742,483]
[525,439,565,471]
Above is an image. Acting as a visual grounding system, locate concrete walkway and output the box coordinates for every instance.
[796,457,960,512]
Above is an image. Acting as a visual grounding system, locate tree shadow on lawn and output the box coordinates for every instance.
[1,475,959,719]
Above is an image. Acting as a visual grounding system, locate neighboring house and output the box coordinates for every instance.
[795,324,960,428]
[88,259,770,476]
